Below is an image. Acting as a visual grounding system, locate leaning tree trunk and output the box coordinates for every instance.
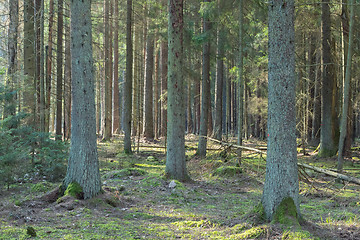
[64,0,102,199]
[166,0,189,181]
[123,0,133,153]
[262,0,301,222]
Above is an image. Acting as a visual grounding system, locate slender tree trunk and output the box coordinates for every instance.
[132,23,140,136]
[113,0,120,134]
[319,0,337,157]
[160,41,168,137]
[197,0,212,157]
[213,26,224,140]
[5,0,19,121]
[24,0,37,128]
[262,0,300,222]
[64,0,101,199]
[56,0,64,140]
[166,0,189,181]
[123,0,133,153]
[312,48,321,142]
[64,4,71,140]
[103,0,112,141]
[35,0,41,128]
[154,46,160,138]
[45,0,54,133]
[143,31,154,140]
[237,0,244,148]
[338,0,354,172]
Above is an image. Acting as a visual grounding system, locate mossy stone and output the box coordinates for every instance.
[64,182,84,199]
[213,166,243,177]
[272,197,299,225]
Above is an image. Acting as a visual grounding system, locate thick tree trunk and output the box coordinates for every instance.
[262,0,300,222]
[123,0,133,153]
[56,0,64,140]
[64,0,101,199]
[23,0,37,128]
[197,0,212,157]
[319,0,337,157]
[166,0,189,181]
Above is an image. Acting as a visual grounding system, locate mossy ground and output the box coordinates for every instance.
[0,136,359,239]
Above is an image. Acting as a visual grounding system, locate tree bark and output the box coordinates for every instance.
[112,0,120,134]
[197,0,212,157]
[56,0,64,140]
[237,0,244,149]
[64,0,101,199]
[143,32,154,140]
[160,41,168,137]
[262,0,300,221]
[124,0,133,153]
[166,0,189,181]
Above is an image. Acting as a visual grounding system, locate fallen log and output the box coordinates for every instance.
[207,137,360,186]
[298,163,360,186]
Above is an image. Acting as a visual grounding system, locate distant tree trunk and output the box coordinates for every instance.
[319,0,337,157]
[187,80,193,133]
[64,0,101,199]
[262,0,300,221]
[237,0,244,148]
[154,46,160,138]
[143,32,154,140]
[5,0,18,120]
[338,0,354,172]
[35,0,42,130]
[160,41,168,137]
[56,0,64,140]
[213,26,224,141]
[23,0,37,127]
[63,5,71,140]
[112,0,120,134]
[197,0,212,157]
[166,0,189,181]
[45,0,54,133]
[123,0,133,153]
[132,23,140,137]
[311,48,321,142]
[103,0,112,141]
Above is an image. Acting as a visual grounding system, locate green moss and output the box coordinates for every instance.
[272,197,299,225]
[26,226,36,237]
[213,166,243,177]
[318,148,337,158]
[236,226,266,239]
[64,182,84,199]
[103,168,147,179]
[282,229,317,240]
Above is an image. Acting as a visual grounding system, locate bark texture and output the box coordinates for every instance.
[165,0,189,181]
[64,0,101,199]
[262,0,300,221]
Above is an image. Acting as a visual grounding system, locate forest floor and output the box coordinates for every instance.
[0,134,360,239]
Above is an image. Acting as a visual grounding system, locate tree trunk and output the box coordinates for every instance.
[160,41,168,137]
[237,0,244,149]
[112,0,120,134]
[45,0,54,133]
[213,26,224,141]
[197,0,212,157]
[56,0,64,140]
[5,0,18,121]
[166,0,189,181]
[64,5,71,140]
[23,0,37,128]
[64,0,101,199]
[319,0,337,157]
[103,0,112,141]
[143,32,154,140]
[338,0,354,172]
[262,0,300,222]
[154,46,160,138]
[123,0,133,153]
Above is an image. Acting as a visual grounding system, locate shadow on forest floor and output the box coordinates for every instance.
[0,135,359,239]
